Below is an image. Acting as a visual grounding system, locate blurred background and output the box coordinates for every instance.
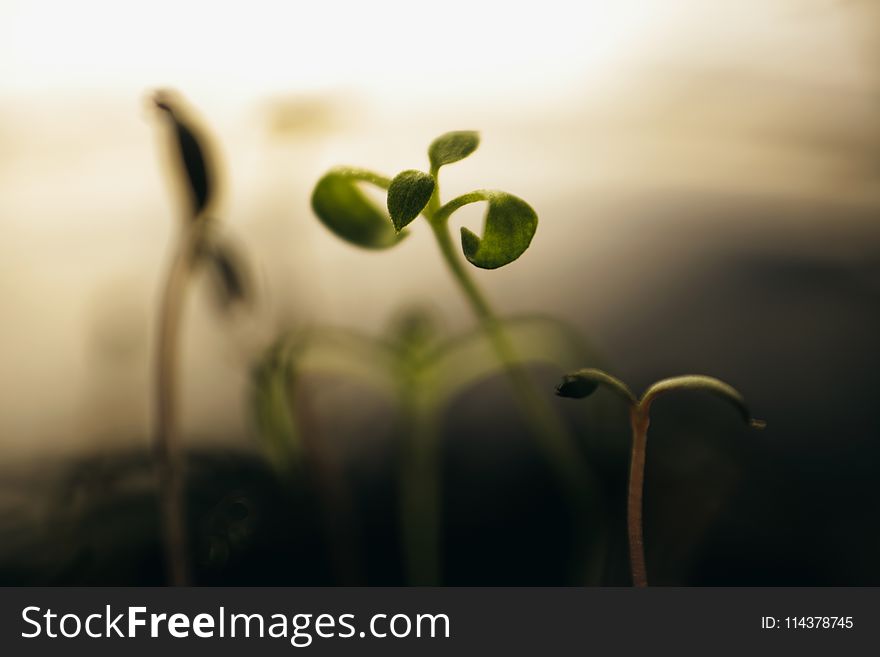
[0,0,878,585]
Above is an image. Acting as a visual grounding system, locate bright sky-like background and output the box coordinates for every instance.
[0,0,877,456]
[1,1,654,99]
[1,1,871,103]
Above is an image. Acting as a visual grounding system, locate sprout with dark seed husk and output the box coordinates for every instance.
[150,89,252,585]
[557,368,765,587]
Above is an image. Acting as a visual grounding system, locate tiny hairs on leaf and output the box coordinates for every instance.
[428,131,480,170]
[387,170,435,232]
[437,191,537,269]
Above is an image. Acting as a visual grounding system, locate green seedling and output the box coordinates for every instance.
[311,134,594,576]
[150,89,251,585]
[310,134,544,406]
[556,368,765,586]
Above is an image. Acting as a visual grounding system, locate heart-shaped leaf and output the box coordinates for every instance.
[311,167,403,249]
[387,170,435,232]
[437,191,537,269]
[428,131,479,170]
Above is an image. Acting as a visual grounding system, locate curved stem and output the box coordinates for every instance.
[427,218,581,477]
[155,225,199,586]
[628,406,649,587]
[336,167,391,189]
[426,209,597,582]
[626,376,762,587]
[433,191,488,224]
[426,166,441,217]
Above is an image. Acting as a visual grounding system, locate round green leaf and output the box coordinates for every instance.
[311,167,403,249]
[437,190,537,269]
[387,170,435,232]
[428,131,480,170]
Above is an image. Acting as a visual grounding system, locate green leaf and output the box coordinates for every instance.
[311,167,403,249]
[436,191,537,269]
[387,170,435,232]
[428,131,479,170]
[640,375,765,428]
[556,368,636,404]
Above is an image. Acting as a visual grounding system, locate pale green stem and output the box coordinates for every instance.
[420,176,597,583]
[336,167,391,189]
[426,200,583,488]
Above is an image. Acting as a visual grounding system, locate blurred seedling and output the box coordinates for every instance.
[556,369,765,586]
[150,89,252,585]
[252,306,599,584]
